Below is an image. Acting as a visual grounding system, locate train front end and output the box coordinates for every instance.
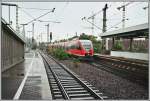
[80,40,94,56]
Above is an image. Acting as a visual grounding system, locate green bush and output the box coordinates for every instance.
[48,48,71,60]
[113,41,122,51]
[93,41,102,53]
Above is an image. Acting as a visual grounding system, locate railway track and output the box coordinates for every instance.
[40,52,108,100]
[91,55,148,87]
[94,55,148,70]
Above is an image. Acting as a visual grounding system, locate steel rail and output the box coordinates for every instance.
[39,51,106,100]
[91,57,148,87]
[40,53,70,99]
[48,54,104,100]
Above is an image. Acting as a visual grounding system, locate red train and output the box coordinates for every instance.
[49,39,94,57]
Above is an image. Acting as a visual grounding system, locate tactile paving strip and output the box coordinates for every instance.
[20,76,42,100]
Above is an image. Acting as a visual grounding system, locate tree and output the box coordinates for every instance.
[79,33,97,42]
[79,33,101,53]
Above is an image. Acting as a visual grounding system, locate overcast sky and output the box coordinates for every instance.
[2,2,148,42]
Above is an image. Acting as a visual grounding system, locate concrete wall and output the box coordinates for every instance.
[111,51,148,61]
[1,25,24,72]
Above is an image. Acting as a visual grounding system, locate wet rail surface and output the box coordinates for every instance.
[90,55,148,87]
[40,52,108,100]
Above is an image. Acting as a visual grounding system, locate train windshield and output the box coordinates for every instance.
[80,41,92,51]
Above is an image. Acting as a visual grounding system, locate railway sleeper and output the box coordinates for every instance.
[67,90,89,94]
[50,82,57,84]
[62,83,80,86]
[65,87,85,91]
[50,79,56,82]
[53,91,62,94]
[54,70,67,73]
[54,94,63,98]
[51,86,59,89]
[61,80,78,83]
[58,76,74,80]
[59,79,75,81]
[52,88,60,91]
[60,79,77,82]
[51,84,58,87]
[69,93,92,97]
[63,85,82,88]
[71,97,95,100]
[58,75,72,77]
[55,72,68,74]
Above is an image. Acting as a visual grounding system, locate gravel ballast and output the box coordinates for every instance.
[60,60,148,100]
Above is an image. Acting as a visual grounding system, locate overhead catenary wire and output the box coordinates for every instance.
[50,2,69,27]
[20,8,35,19]
[88,10,103,19]
[108,2,137,18]
[38,20,61,23]
[18,6,53,11]
[87,4,112,20]
[106,2,139,30]
[20,9,61,24]
[82,17,102,30]
[82,3,112,34]
[106,2,146,31]
[106,19,129,31]
[19,8,55,29]
[26,8,55,25]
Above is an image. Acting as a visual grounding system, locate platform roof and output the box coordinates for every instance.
[2,18,25,43]
[100,23,149,38]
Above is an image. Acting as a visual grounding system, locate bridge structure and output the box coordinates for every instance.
[1,18,25,72]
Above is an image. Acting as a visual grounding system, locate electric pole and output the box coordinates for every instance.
[20,24,27,37]
[102,4,108,51]
[2,3,19,32]
[45,24,50,43]
[91,12,94,34]
[50,32,52,43]
[75,32,77,37]
[32,23,34,43]
[102,3,108,33]
[117,2,132,29]
[117,2,125,29]
[16,5,19,33]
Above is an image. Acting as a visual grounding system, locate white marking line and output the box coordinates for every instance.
[13,52,35,100]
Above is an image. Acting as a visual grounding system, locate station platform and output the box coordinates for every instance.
[94,53,148,63]
[2,51,52,100]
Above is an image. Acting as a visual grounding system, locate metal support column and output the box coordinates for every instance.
[112,37,115,49]
[130,37,133,51]
[16,6,19,33]
[32,23,34,43]
[102,4,108,51]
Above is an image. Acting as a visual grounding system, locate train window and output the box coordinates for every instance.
[81,41,92,51]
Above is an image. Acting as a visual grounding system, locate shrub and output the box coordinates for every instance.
[48,48,71,60]
[113,41,122,51]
